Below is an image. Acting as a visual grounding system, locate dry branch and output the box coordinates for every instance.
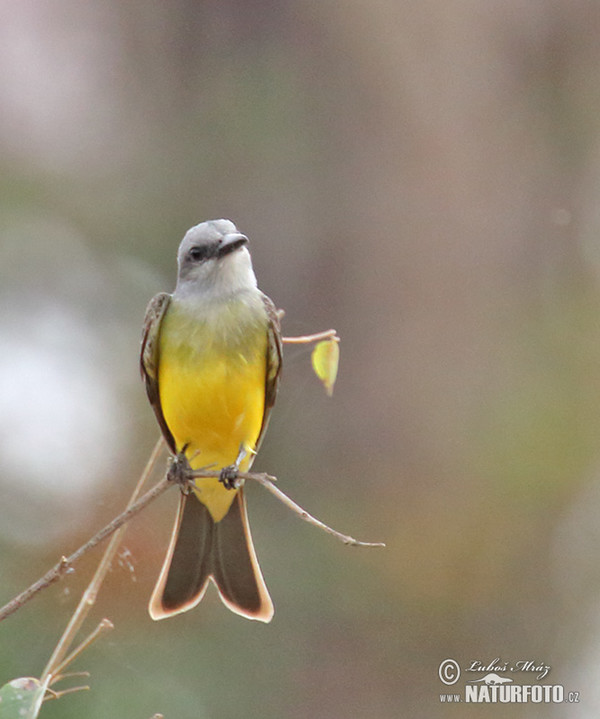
[0,446,383,624]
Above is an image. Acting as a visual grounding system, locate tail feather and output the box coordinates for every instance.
[149,489,273,622]
[212,489,273,620]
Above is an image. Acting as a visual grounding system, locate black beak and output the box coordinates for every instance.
[218,232,248,258]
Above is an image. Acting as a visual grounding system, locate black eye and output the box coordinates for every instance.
[188,245,210,262]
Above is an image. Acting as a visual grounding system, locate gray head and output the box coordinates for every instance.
[175,219,257,296]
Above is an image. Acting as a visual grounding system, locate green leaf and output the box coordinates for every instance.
[311,339,339,396]
[0,677,46,719]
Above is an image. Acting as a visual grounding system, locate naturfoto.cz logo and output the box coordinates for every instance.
[438,658,580,704]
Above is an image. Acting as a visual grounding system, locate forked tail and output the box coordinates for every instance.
[149,488,273,622]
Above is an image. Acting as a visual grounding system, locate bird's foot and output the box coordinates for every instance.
[167,449,193,493]
[219,465,243,490]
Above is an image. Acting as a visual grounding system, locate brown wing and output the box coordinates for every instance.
[254,293,283,454]
[140,292,176,453]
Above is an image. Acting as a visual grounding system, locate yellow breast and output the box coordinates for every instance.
[157,298,267,520]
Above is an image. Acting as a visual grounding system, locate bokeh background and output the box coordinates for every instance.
[2,1,600,717]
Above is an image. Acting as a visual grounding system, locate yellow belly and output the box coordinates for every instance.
[158,303,267,521]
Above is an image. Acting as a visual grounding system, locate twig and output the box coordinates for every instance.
[50,619,114,680]
[0,440,382,625]
[41,437,164,681]
[0,441,169,624]
[46,684,90,701]
[282,329,339,344]
[248,476,385,548]
[0,557,72,623]
[189,469,385,548]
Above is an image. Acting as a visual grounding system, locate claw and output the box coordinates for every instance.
[218,444,248,490]
[167,448,193,492]
[219,465,242,490]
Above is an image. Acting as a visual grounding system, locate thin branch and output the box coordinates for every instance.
[45,683,91,701]
[0,443,169,624]
[189,469,385,548]
[41,437,164,681]
[0,557,72,624]
[50,619,114,681]
[249,476,385,548]
[0,441,382,625]
[282,329,339,344]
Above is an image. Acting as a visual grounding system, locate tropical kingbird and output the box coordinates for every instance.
[141,219,281,622]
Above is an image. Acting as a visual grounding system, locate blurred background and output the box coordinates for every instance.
[2,1,600,717]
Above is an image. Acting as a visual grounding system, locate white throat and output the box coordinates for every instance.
[174,246,258,301]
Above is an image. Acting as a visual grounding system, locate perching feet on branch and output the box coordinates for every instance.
[219,465,242,490]
[166,450,193,492]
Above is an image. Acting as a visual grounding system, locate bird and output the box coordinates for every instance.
[140,219,281,621]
